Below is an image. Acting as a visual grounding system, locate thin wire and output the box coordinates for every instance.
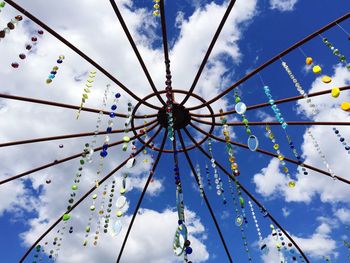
[336,22,350,36]
[257,72,265,86]
[298,47,308,58]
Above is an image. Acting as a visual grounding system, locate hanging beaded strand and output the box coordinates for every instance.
[152,0,160,17]
[248,200,267,252]
[122,102,133,151]
[207,137,227,204]
[321,35,350,70]
[205,163,211,189]
[83,193,98,246]
[46,55,65,84]
[227,178,252,262]
[195,163,204,198]
[103,179,116,234]
[77,70,97,119]
[281,61,336,178]
[265,125,296,188]
[234,91,259,152]
[0,15,22,46]
[92,184,108,246]
[263,85,308,180]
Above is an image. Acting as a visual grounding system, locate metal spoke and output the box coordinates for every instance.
[19,125,163,263]
[177,130,233,263]
[0,123,159,185]
[186,13,350,111]
[116,129,168,262]
[180,0,238,106]
[109,0,166,106]
[183,127,311,263]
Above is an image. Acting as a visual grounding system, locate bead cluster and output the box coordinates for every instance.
[112,175,129,237]
[0,15,22,42]
[281,61,318,116]
[228,179,252,261]
[31,244,43,263]
[76,70,97,119]
[152,0,160,17]
[265,125,296,188]
[83,193,98,246]
[322,37,350,70]
[195,164,204,197]
[248,200,267,252]
[11,29,44,68]
[205,163,211,189]
[93,184,108,246]
[307,129,336,178]
[207,137,227,204]
[103,180,116,234]
[63,143,91,221]
[122,102,132,151]
[46,55,65,84]
[164,56,175,141]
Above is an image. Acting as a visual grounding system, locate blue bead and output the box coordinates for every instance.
[106,127,112,133]
[109,112,116,118]
[57,59,63,64]
[111,105,117,110]
[185,247,193,254]
[49,74,55,79]
[103,144,108,150]
[50,71,57,75]
[340,138,345,142]
[178,220,183,225]
[100,150,108,157]
[115,93,121,98]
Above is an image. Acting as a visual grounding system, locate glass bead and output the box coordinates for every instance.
[235,102,247,115]
[247,135,259,151]
[273,144,279,150]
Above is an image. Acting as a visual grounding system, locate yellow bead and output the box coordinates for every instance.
[269,133,274,139]
[120,188,126,194]
[341,102,350,111]
[312,65,322,74]
[99,210,104,215]
[305,57,313,65]
[231,163,238,170]
[223,130,229,136]
[273,144,279,150]
[321,76,332,84]
[283,167,289,173]
[117,211,123,217]
[154,4,159,9]
[229,157,235,163]
[278,154,284,160]
[153,10,160,16]
[288,181,296,188]
[331,87,340,98]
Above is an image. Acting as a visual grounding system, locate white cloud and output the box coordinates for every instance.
[269,0,298,12]
[282,207,290,217]
[335,208,350,224]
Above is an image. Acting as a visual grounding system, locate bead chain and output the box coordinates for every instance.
[103,180,116,234]
[46,55,65,84]
[195,163,204,197]
[205,163,211,189]
[207,137,227,204]
[248,200,267,252]
[228,179,252,261]
[76,70,97,119]
[321,36,350,70]
[152,0,160,17]
[0,14,22,44]
[122,102,133,151]
[92,184,108,246]
[83,193,98,246]
[265,125,296,188]
[263,85,308,178]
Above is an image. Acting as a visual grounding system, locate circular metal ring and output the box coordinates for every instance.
[130,89,215,153]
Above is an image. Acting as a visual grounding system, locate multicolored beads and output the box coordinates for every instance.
[93,184,108,246]
[76,70,97,119]
[0,15,22,42]
[265,125,296,187]
[83,193,98,246]
[322,37,350,70]
[103,180,116,234]
[234,91,259,151]
[122,102,132,151]
[46,55,65,84]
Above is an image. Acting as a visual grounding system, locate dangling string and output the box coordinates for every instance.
[195,163,204,198]
[205,163,211,189]
[248,200,267,253]
[298,47,308,59]
[92,183,108,246]
[76,70,97,119]
[320,35,350,70]
[46,55,65,84]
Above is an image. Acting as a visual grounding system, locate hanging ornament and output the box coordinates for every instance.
[83,193,98,246]
[152,0,160,17]
[341,102,350,111]
[76,70,97,119]
[92,184,108,246]
[103,180,116,234]
[205,163,211,189]
[46,55,65,84]
[332,128,350,153]
[195,164,204,197]
[248,200,267,252]
[234,91,259,152]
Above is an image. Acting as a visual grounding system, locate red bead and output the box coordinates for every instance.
[7,22,15,30]
[11,62,19,68]
[38,30,44,35]
[19,54,26,59]
[31,37,37,42]
[15,15,23,21]
[26,44,32,50]
[0,30,5,38]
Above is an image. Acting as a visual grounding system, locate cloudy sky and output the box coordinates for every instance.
[1,0,350,262]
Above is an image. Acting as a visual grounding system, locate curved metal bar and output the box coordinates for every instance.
[177,130,233,263]
[183,127,311,263]
[190,85,350,118]
[3,0,161,110]
[0,92,157,119]
[116,129,167,262]
[0,123,159,185]
[0,119,157,148]
[109,0,166,107]
[19,126,163,263]
[187,13,350,111]
[190,122,350,185]
[130,89,215,153]
[191,117,350,127]
[180,0,238,106]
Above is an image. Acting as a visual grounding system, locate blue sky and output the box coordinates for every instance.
[0,0,350,262]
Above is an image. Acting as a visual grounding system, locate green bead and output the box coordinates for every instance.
[346,64,350,70]
[340,55,346,62]
[333,49,339,56]
[235,97,241,103]
[0,2,5,7]
[246,128,251,135]
[62,214,71,221]
[72,185,78,190]
[86,226,90,232]
[242,118,248,125]
[322,38,328,43]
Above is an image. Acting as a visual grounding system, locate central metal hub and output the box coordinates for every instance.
[157,103,191,130]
